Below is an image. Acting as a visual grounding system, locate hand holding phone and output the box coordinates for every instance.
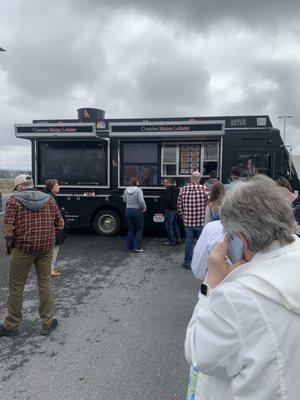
[206,236,245,288]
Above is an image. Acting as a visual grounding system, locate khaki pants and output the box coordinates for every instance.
[4,248,54,330]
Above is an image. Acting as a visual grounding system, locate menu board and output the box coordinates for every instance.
[179,145,201,175]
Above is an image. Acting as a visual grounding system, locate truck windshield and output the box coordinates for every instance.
[37,140,108,186]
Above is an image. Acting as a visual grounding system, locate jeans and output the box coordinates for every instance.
[165,209,181,244]
[126,208,144,251]
[184,226,203,264]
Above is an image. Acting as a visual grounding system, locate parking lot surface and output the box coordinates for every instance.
[0,214,199,400]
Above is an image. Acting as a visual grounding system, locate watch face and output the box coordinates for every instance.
[200,284,208,296]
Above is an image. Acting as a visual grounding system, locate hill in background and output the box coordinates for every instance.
[0,169,32,194]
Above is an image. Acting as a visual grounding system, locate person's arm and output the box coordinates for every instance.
[191,224,224,280]
[165,190,173,210]
[53,201,64,231]
[205,187,210,202]
[204,205,212,225]
[157,191,166,213]
[123,189,127,203]
[3,198,17,254]
[177,190,183,218]
[185,287,243,379]
[138,189,146,211]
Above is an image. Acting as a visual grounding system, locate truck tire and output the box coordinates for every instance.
[93,210,121,236]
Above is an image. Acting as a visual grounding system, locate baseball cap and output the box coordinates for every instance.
[13,174,33,191]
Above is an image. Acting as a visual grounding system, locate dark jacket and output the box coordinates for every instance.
[293,195,300,225]
[46,191,67,245]
[159,185,180,212]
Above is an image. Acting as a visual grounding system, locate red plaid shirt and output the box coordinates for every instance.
[177,183,210,227]
[3,196,64,255]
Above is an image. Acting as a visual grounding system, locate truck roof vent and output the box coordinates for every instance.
[77,108,106,122]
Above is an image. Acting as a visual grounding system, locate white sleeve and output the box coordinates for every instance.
[185,288,243,380]
[138,189,146,209]
[191,225,211,280]
[191,223,224,281]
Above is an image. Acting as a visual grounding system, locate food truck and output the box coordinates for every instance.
[15,108,299,235]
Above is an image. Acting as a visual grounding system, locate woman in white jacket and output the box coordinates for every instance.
[185,175,300,400]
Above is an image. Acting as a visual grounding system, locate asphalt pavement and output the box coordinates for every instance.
[0,214,200,400]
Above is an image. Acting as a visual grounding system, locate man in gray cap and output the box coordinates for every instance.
[0,174,64,336]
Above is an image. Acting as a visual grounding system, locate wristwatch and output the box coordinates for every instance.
[200,283,211,297]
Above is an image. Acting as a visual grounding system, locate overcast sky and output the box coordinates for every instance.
[0,0,300,168]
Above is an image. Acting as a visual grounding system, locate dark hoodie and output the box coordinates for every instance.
[12,189,50,211]
[159,185,180,211]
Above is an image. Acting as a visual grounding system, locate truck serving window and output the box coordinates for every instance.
[37,141,108,186]
[162,142,219,177]
[122,142,158,186]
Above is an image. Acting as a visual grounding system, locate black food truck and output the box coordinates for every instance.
[15,108,299,236]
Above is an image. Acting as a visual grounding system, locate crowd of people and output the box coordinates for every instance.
[1,168,300,400]
[183,170,300,400]
[121,166,300,399]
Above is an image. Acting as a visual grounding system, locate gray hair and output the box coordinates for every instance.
[191,171,201,183]
[220,175,297,252]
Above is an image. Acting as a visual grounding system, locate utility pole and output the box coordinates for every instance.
[278,115,293,144]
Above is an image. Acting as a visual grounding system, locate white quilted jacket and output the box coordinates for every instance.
[185,236,300,400]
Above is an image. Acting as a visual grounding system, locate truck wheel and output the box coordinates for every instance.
[93,210,121,236]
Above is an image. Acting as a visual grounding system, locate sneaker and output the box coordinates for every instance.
[0,324,20,337]
[40,319,58,336]
[51,268,61,277]
[182,262,191,270]
[134,249,144,253]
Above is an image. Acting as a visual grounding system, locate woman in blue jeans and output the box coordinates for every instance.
[123,177,146,252]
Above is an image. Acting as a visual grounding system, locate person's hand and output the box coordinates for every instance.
[5,238,14,255]
[142,208,146,213]
[206,237,244,289]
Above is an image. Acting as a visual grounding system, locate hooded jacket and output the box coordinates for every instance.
[185,236,300,400]
[4,189,64,255]
[12,189,50,211]
[123,186,146,210]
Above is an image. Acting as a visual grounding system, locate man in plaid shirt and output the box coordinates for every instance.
[1,174,64,337]
[177,171,210,269]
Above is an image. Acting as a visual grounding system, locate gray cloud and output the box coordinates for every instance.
[1,0,300,168]
[134,60,210,116]
[86,0,300,32]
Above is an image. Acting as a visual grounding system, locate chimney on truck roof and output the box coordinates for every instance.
[77,108,106,122]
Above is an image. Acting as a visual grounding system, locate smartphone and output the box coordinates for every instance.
[227,234,244,264]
